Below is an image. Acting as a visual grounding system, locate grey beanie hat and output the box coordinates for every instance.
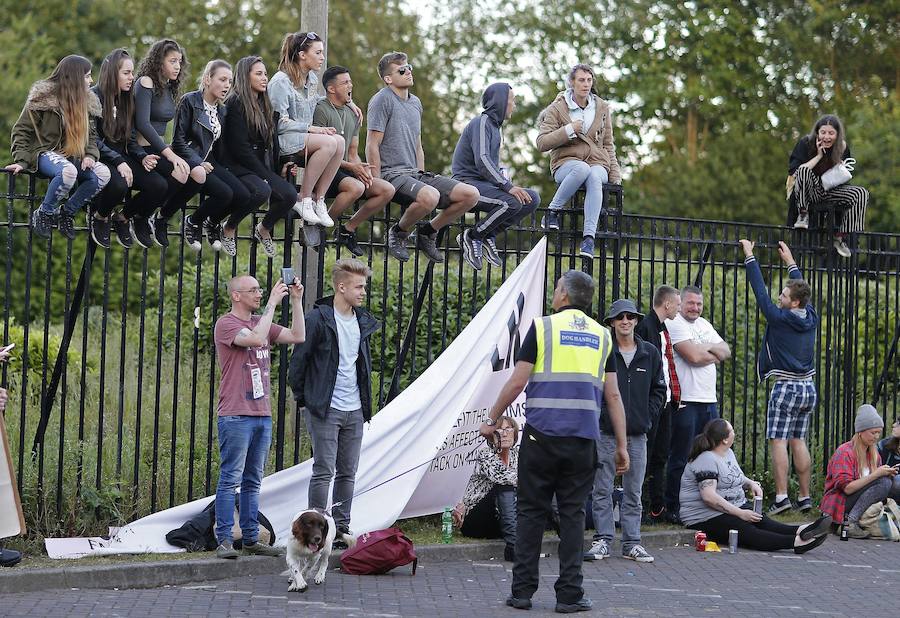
[854,404,883,433]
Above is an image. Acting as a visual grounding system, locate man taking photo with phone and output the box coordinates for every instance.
[289,259,380,548]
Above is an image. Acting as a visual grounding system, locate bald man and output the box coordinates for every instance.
[212,274,305,559]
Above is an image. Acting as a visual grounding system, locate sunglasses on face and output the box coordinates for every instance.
[614,313,639,321]
[395,64,413,75]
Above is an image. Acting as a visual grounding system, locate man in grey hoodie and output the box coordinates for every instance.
[451,83,540,270]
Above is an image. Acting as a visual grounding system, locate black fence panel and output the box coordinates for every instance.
[1,171,897,538]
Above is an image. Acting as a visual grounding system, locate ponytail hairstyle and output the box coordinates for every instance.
[807,114,846,170]
[688,418,732,462]
[278,31,322,87]
[197,59,232,94]
[229,56,273,142]
[138,38,188,98]
[47,55,93,159]
[98,48,134,144]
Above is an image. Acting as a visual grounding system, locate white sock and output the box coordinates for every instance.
[775,494,788,503]
[798,495,810,502]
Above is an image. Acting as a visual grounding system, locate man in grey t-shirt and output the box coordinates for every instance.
[365,51,480,264]
[288,259,380,546]
[313,66,396,258]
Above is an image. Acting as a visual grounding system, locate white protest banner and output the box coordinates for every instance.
[46,238,547,558]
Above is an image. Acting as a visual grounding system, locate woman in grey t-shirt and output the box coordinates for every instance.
[679,418,830,553]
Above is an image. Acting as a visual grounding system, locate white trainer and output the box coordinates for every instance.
[294,197,321,225]
[314,197,334,227]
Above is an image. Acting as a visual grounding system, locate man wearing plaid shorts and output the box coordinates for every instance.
[740,239,818,515]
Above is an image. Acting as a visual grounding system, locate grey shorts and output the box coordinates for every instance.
[387,171,460,209]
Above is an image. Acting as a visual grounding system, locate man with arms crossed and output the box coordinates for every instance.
[664,285,731,520]
[313,66,395,257]
[740,240,817,514]
[366,51,480,263]
[214,275,306,559]
[289,259,380,546]
[481,271,629,613]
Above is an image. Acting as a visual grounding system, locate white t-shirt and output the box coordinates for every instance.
[330,308,361,411]
[666,313,723,403]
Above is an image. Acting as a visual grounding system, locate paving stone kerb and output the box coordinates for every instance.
[0,529,693,594]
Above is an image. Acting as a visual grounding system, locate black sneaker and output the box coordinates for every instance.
[0,547,22,567]
[31,209,54,238]
[337,226,365,257]
[112,217,133,248]
[796,497,813,513]
[386,224,410,262]
[457,229,482,270]
[183,214,202,252]
[203,219,222,251]
[414,226,444,263]
[768,497,794,515]
[541,210,560,230]
[482,235,502,267]
[555,597,593,613]
[151,215,169,247]
[58,212,76,240]
[130,216,154,249]
[90,216,111,249]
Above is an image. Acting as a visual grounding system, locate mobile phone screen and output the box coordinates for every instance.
[282,268,296,285]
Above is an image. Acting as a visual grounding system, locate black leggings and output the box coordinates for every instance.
[121,153,186,219]
[252,169,297,231]
[160,159,246,222]
[689,513,800,552]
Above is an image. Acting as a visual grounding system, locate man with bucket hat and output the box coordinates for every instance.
[585,299,666,563]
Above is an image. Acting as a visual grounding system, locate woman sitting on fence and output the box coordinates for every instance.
[679,418,831,553]
[222,56,298,259]
[7,55,111,240]
[168,59,258,256]
[90,48,169,250]
[267,31,346,228]
[128,39,192,248]
[820,405,899,539]
[535,63,621,260]
[787,114,868,258]
[452,415,520,562]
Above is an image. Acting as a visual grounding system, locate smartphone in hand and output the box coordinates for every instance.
[281,267,297,286]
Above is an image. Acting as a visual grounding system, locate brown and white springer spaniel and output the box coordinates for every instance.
[286,509,355,592]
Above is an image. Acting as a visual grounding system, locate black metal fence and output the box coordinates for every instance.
[1,169,897,538]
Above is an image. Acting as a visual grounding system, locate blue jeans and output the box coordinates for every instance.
[214,415,272,544]
[592,432,647,552]
[547,160,609,238]
[665,402,719,512]
[495,485,517,547]
[37,151,110,215]
[305,407,364,530]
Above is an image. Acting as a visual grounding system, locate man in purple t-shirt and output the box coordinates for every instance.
[212,274,306,559]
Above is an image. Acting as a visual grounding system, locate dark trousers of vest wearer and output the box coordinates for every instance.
[642,400,675,513]
[512,424,597,605]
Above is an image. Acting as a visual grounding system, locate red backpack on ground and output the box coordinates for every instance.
[340,527,418,575]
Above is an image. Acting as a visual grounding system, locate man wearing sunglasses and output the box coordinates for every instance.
[366,51,480,264]
[586,299,666,564]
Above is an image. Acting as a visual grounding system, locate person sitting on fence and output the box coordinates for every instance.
[222,56,298,259]
[452,415,521,562]
[366,51,480,264]
[7,55,111,240]
[312,65,395,258]
[680,418,831,553]
[787,114,867,259]
[166,60,260,256]
[129,39,192,248]
[536,63,621,260]
[451,82,540,271]
[268,31,347,228]
[820,405,899,539]
[90,49,166,250]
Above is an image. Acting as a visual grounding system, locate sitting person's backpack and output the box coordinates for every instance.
[859,500,900,542]
[166,497,276,551]
[340,527,417,575]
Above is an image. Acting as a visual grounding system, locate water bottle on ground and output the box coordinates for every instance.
[442,507,453,544]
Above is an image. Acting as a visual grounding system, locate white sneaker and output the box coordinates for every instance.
[584,538,609,561]
[833,236,851,258]
[794,213,809,229]
[294,197,321,225]
[314,197,334,227]
[623,544,654,563]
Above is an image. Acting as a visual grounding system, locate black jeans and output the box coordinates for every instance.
[643,400,674,512]
[232,170,297,231]
[689,512,800,552]
[512,425,596,605]
[161,160,246,222]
